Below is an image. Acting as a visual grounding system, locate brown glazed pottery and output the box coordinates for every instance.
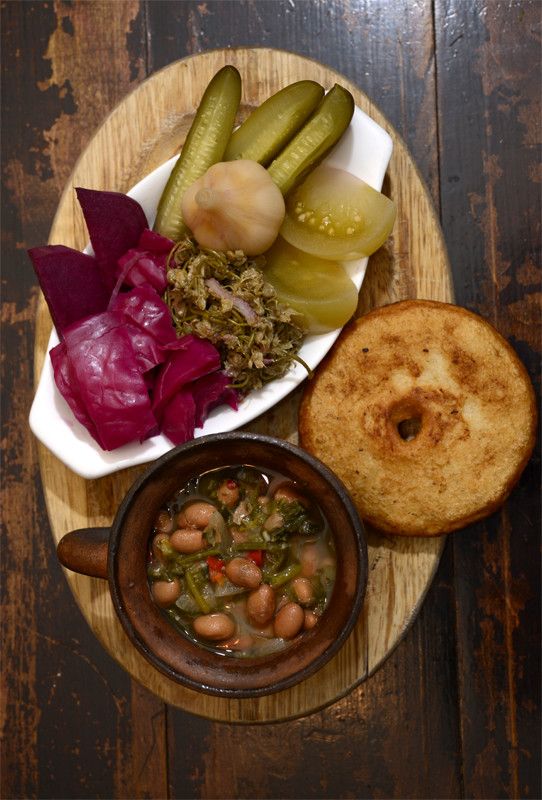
[57,433,367,698]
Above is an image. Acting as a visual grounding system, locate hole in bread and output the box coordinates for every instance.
[397,417,422,441]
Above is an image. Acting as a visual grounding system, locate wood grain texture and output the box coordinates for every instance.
[33,48,452,723]
[2,1,539,797]
[435,2,541,797]
[1,3,170,799]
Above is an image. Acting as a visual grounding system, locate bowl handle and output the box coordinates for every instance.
[57,527,109,580]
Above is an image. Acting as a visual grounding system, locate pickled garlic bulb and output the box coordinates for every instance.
[181,160,285,255]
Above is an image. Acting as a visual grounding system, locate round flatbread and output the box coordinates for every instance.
[299,300,537,536]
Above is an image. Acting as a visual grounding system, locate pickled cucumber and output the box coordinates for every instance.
[263,238,359,333]
[223,80,324,166]
[267,84,354,196]
[154,65,242,242]
[280,165,397,260]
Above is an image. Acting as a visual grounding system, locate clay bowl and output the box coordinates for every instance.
[57,432,367,698]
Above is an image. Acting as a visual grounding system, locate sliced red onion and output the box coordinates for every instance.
[205,278,258,324]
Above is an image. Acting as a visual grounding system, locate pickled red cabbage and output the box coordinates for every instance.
[50,312,234,450]
[116,249,168,293]
[160,388,197,446]
[58,312,158,450]
[158,372,238,446]
[31,188,237,453]
[191,372,238,427]
[110,285,176,345]
[50,341,101,442]
[152,335,222,420]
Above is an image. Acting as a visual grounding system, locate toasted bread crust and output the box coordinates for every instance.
[299,300,537,536]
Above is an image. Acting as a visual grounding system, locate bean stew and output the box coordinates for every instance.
[147,465,336,657]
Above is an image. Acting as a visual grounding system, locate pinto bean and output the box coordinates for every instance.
[300,543,319,577]
[151,579,181,607]
[216,479,240,508]
[231,528,250,545]
[303,610,319,630]
[291,577,314,605]
[170,528,205,554]
[177,502,216,530]
[274,602,304,639]
[264,511,284,532]
[247,584,276,626]
[273,483,309,507]
[193,613,235,641]
[154,510,174,533]
[225,557,262,589]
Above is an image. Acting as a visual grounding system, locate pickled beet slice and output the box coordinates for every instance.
[28,245,110,337]
[76,187,148,292]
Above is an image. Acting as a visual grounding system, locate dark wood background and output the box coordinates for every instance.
[1,1,540,798]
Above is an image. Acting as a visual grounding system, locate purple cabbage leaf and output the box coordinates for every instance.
[152,335,222,420]
[110,285,177,345]
[191,372,238,428]
[159,387,197,446]
[59,312,158,450]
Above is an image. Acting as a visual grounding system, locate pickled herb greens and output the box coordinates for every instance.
[164,238,307,393]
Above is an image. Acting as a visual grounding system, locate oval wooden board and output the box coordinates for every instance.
[34,49,453,723]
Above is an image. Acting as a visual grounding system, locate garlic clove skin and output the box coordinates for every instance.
[181,159,285,255]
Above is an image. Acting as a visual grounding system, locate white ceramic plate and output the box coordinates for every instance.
[30,106,392,479]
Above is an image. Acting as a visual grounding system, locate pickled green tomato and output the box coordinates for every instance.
[263,238,358,334]
[279,165,396,260]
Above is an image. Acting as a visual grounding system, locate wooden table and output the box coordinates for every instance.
[2,2,540,798]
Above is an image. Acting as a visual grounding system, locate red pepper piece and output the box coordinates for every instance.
[207,555,225,584]
[247,550,264,567]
